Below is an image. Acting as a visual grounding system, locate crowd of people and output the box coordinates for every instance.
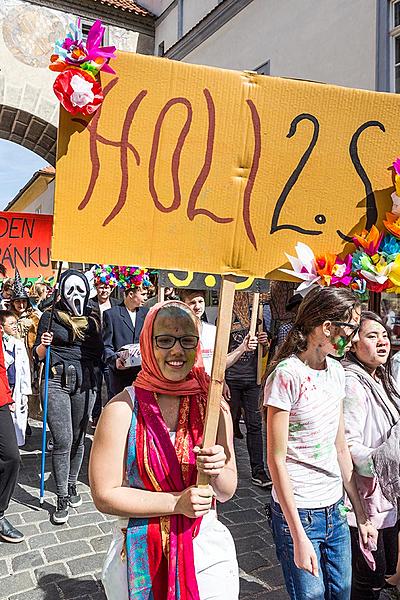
[0,266,399,600]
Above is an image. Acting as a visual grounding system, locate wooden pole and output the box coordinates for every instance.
[257,301,264,385]
[197,275,236,487]
[249,292,260,336]
[157,286,165,302]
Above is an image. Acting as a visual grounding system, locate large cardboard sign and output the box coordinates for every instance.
[53,52,400,278]
[0,212,53,277]
[158,270,269,292]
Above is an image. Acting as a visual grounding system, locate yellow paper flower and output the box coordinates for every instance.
[384,212,400,239]
[353,225,383,255]
[387,254,400,293]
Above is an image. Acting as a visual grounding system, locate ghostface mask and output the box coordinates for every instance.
[59,270,90,316]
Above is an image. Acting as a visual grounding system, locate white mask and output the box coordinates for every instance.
[60,271,89,316]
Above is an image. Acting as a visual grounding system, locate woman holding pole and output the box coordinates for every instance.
[90,301,239,600]
[33,269,102,523]
[264,287,378,600]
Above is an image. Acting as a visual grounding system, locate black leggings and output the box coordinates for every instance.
[47,369,96,497]
[350,522,399,600]
[0,405,20,515]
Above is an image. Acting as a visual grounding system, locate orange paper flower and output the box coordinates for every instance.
[352,225,383,255]
[315,253,337,286]
[383,212,400,239]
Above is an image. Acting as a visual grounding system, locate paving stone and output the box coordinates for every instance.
[9,583,60,600]
[43,540,92,563]
[28,532,58,550]
[0,570,34,597]
[34,561,69,583]
[0,540,28,558]
[16,523,40,538]
[73,502,98,514]
[67,512,105,529]
[226,522,264,540]
[56,525,102,543]
[235,496,266,510]
[239,577,268,596]
[223,508,265,524]
[238,550,271,573]
[55,575,100,598]
[97,521,113,535]
[12,550,44,572]
[233,487,259,499]
[253,564,286,588]
[38,520,70,533]
[68,552,107,576]
[236,535,268,555]
[21,510,49,524]
[90,535,111,553]
[0,559,8,577]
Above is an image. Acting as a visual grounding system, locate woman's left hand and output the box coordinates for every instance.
[194,445,227,477]
[358,520,378,550]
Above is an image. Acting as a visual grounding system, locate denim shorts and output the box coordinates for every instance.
[268,497,351,600]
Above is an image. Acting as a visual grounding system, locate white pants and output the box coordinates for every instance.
[103,513,239,600]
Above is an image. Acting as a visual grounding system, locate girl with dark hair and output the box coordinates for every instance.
[343,311,400,600]
[264,286,377,600]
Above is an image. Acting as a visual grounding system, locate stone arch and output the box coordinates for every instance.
[0,105,57,166]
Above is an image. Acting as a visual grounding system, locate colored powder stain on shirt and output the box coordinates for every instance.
[289,422,304,433]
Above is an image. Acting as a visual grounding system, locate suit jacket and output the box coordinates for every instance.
[102,303,148,367]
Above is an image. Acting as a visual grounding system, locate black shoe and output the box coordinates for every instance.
[0,517,24,543]
[68,484,82,508]
[251,470,272,488]
[53,496,69,524]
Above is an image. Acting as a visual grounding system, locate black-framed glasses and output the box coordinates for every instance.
[154,335,199,350]
[331,321,359,339]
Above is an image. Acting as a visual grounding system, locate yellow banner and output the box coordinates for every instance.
[53,52,400,278]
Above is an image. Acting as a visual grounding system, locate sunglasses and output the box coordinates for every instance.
[154,335,199,350]
[331,321,359,340]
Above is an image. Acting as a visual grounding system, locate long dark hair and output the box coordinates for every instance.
[346,310,400,401]
[267,286,360,377]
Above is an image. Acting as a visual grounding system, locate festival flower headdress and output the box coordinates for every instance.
[280,158,400,297]
[113,266,151,290]
[49,18,116,116]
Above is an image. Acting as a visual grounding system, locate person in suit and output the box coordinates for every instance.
[103,284,149,396]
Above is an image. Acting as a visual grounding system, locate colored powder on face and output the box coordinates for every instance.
[331,335,348,357]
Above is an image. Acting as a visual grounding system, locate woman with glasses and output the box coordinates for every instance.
[263,286,377,600]
[90,301,239,600]
[343,311,400,600]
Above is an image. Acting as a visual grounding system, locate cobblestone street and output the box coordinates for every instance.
[0,420,289,600]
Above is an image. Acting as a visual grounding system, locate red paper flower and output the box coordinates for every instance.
[53,69,103,116]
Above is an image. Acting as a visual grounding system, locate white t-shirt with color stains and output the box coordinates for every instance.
[264,355,344,508]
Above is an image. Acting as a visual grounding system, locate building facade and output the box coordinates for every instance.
[139,0,398,93]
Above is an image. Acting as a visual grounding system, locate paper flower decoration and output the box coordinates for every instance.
[53,69,103,116]
[109,265,151,290]
[353,225,383,256]
[387,254,400,293]
[280,242,321,295]
[49,18,116,115]
[50,19,116,75]
[384,211,400,239]
[93,265,118,288]
[379,234,400,261]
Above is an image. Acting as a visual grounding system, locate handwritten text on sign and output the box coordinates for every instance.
[0,212,53,277]
[53,52,400,278]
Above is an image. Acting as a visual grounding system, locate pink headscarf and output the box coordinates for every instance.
[134,300,209,396]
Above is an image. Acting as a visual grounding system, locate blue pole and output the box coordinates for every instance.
[39,261,62,505]
[39,345,51,504]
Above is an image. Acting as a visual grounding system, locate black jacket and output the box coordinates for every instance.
[102,303,148,367]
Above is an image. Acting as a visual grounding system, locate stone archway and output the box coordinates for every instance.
[0,104,57,166]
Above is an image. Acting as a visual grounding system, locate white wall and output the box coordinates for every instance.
[182,0,220,36]
[24,178,55,215]
[158,0,377,91]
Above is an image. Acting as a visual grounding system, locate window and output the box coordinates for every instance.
[255,60,270,76]
[390,1,400,92]
[81,18,109,45]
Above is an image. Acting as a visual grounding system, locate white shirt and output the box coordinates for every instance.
[128,309,137,329]
[264,355,344,508]
[200,322,216,375]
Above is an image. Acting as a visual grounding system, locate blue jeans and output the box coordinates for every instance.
[269,497,351,600]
